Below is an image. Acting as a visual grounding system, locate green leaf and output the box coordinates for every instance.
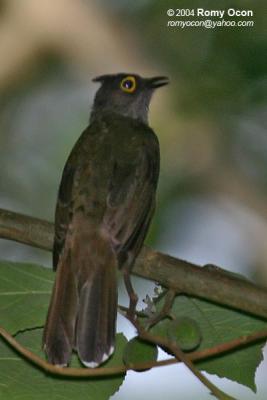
[152,293,267,392]
[123,336,158,371]
[0,329,127,400]
[0,261,53,333]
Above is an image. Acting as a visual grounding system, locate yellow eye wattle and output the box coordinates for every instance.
[120,76,136,93]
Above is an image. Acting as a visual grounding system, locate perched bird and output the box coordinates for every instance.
[43,73,169,368]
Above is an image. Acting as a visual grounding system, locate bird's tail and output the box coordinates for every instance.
[43,230,118,367]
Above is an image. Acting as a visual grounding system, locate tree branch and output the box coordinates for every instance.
[1,208,267,319]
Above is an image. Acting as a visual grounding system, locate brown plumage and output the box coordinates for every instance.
[43,73,168,367]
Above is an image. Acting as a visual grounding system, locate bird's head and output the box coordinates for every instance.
[91,73,169,124]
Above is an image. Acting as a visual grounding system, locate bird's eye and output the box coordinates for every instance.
[120,76,136,93]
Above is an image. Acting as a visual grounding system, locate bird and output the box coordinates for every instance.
[43,73,169,368]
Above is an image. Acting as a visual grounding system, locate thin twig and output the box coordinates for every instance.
[127,317,237,400]
[145,288,176,329]
[118,305,147,318]
[0,326,267,377]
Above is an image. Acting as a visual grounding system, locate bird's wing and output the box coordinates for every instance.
[103,129,160,266]
[53,161,76,270]
[52,119,113,270]
[53,118,160,270]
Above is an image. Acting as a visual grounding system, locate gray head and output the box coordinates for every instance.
[91,73,169,124]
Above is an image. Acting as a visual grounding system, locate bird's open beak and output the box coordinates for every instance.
[147,76,170,89]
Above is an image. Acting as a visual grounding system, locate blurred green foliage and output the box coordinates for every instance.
[113,0,266,115]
